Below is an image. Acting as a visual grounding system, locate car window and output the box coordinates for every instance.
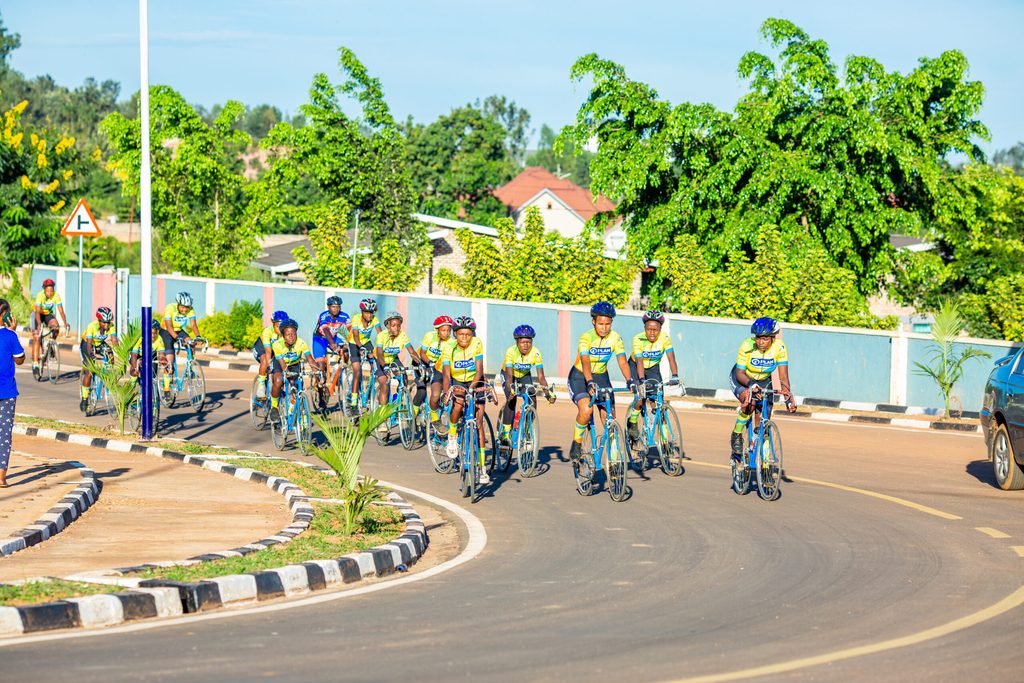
[1013,349,1024,375]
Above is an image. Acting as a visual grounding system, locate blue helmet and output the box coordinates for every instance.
[281,318,299,332]
[326,295,342,307]
[590,301,616,319]
[272,310,289,323]
[751,317,780,337]
[513,324,535,339]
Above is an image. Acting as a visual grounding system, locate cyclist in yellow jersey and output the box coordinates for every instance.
[346,298,383,412]
[567,302,633,463]
[441,316,493,484]
[419,315,456,433]
[130,320,170,380]
[254,311,289,399]
[31,278,69,378]
[627,310,680,442]
[268,319,316,422]
[79,307,118,412]
[373,311,420,436]
[498,324,555,446]
[729,317,796,461]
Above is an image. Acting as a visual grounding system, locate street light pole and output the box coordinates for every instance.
[139,0,154,439]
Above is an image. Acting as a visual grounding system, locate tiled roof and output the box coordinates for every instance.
[493,167,616,221]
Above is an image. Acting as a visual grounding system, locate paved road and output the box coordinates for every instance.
[3,358,1023,682]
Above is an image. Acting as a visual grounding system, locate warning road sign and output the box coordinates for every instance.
[60,198,102,237]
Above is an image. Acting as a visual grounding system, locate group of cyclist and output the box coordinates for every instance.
[32,278,796,471]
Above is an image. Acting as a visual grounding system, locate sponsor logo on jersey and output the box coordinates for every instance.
[512,362,532,371]
[453,359,476,370]
[382,345,401,355]
[638,350,662,359]
[589,347,612,357]
[749,357,776,368]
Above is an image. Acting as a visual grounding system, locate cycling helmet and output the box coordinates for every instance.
[96,306,114,323]
[359,298,378,312]
[453,315,476,331]
[433,315,455,328]
[272,310,289,323]
[383,310,403,324]
[175,291,193,307]
[326,295,342,307]
[642,310,665,325]
[150,319,162,330]
[280,318,299,332]
[590,301,616,319]
[513,324,536,339]
[42,278,55,287]
[751,316,780,337]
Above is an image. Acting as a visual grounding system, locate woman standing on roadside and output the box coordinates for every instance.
[0,298,26,488]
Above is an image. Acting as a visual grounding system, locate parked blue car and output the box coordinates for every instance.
[981,346,1024,489]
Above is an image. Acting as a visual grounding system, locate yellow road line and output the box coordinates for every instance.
[1012,546,1024,557]
[662,584,1024,683]
[977,527,1011,539]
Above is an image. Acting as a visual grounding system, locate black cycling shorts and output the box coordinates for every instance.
[568,367,612,404]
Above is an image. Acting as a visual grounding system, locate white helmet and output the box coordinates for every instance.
[175,291,193,307]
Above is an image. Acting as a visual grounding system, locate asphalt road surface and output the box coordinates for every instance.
[3,357,1022,683]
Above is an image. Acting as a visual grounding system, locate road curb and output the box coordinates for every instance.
[0,462,100,557]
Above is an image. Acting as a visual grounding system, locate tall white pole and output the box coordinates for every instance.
[139,0,154,438]
[76,235,83,337]
[350,209,360,289]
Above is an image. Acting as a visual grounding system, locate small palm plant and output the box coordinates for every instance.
[912,301,990,418]
[85,320,142,435]
[310,404,395,534]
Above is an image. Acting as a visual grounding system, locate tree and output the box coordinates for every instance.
[993,142,1024,176]
[243,103,281,140]
[404,104,516,222]
[261,48,427,287]
[561,18,989,294]
[101,87,262,277]
[437,206,636,306]
[0,12,19,68]
[481,94,532,165]
[526,123,594,188]
[912,300,991,416]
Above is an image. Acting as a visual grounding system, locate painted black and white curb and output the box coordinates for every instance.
[0,462,100,557]
[11,424,316,564]
[0,491,426,635]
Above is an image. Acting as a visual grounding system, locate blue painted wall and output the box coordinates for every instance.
[784,329,892,404]
[907,338,1014,411]
[216,283,265,314]
[672,319,748,390]
[162,278,205,315]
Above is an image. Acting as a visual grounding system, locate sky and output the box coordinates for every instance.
[4,0,1023,153]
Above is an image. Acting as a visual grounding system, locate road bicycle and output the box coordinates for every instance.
[341,347,377,424]
[82,344,112,418]
[249,371,273,429]
[311,344,347,415]
[732,387,787,501]
[160,336,208,413]
[454,381,498,501]
[574,387,631,502]
[37,325,61,384]
[128,357,162,434]
[628,378,685,476]
[427,395,455,474]
[271,368,313,455]
[498,382,553,478]
[370,363,428,449]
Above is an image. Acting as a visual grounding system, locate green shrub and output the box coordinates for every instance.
[0,274,32,325]
[244,316,265,347]
[228,300,263,349]
[198,312,231,347]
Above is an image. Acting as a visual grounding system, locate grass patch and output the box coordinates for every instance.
[0,578,121,607]
[133,501,403,582]
[221,458,346,499]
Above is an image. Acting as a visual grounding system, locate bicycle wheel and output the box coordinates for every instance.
[370,390,389,446]
[427,410,455,474]
[271,395,288,450]
[249,376,269,429]
[399,385,417,450]
[574,427,595,496]
[517,405,539,477]
[127,399,141,433]
[628,415,649,473]
[756,421,783,501]
[732,430,752,495]
[85,382,98,417]
[481,412,497,475]
[657,406,685,477]
[186,362,206,412]
[296,393,313,455]
[460,427,476,499]
[606,420,629,502]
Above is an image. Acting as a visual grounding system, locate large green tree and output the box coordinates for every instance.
[561,18,989,294]
[526,123,593,188]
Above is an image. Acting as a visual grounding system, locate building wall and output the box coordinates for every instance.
[516,193,585,238]
[26,264,1020,411]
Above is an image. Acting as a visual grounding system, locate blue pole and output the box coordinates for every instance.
[141,305,153,437]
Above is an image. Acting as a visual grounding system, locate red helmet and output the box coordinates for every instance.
[43,278,55,287]
[433,315,454,328]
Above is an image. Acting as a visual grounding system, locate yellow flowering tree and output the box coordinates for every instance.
[0,96,83,271]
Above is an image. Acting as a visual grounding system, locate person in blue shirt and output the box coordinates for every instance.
[0,298,26,488]
[311,295,351,373]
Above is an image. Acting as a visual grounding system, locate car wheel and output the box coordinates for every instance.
[992,422,1024,491]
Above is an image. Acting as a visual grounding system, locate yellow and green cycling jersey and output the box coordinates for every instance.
[735,337,789,381]
[259,324,281,347]
[502,345,543,379]
[573,329,626,375]
[163,302,196,333]
[349,316,382,346]
[34,291,63,316]
[270,337,312,366]
[81,321,117,348]
[632,331,674,369]
[376,330,412,365]
[420,331,456,371]
[131,335,166,355]
[443,337,484,383]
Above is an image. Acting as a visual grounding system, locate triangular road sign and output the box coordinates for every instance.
[60,198,102,237]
